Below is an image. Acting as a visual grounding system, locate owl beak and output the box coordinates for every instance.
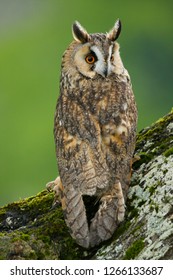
[95,60,108,78]
[97,66,108,78]
[103,67,108,77]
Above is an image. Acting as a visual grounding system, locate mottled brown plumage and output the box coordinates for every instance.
[47,20,137,248]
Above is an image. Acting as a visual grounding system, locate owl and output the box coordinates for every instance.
[47,19,137,248]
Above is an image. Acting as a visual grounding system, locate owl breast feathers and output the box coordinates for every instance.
[50,19,137,248]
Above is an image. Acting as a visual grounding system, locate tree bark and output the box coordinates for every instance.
[0,110,173,260]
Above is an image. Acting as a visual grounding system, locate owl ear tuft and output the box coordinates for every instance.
[107,19,121,41]
[72,21,91,43]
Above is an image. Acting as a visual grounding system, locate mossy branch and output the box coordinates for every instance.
[1,111,173,260]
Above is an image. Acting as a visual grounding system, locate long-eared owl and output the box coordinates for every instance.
[47,20,137,248]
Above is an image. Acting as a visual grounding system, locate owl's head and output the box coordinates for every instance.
[62,20,125,79]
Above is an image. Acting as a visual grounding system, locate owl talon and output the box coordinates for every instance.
[46,181,55,192]
[51,199,61,209]
[46,176,61,205]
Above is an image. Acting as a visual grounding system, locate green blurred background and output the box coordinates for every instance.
[0,0,173,206]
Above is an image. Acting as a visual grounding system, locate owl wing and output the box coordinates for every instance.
[54,94,111,196]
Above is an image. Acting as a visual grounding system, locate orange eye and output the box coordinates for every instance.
[85,54,96,64]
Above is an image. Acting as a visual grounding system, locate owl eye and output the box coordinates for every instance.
[85,53,96,64]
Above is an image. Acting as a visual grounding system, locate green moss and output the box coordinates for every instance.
[149,186,156,195]
[149,203,159,213]
[0,208,6,216]
[0,188,87,260]
[123,239,145,260]
[126,194,139,219]
[130,208,139,219]
[11,236,19,242]
[138,200,145,207]
[155,117,165,124]
[9,232,30,244]
[28,251,37,259]
[163,169,168,175]
[131,223,144,235]
[133,152,154,169]
[19,190,54,218]
[113,221,131,240]
[20,233,30,241]
[38,235,51,243]
[164,147,173,157]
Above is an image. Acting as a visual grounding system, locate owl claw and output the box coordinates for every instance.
[46,181,56,192]
[46,176,61,205]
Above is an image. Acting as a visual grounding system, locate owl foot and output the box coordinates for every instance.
[46,176,61,206]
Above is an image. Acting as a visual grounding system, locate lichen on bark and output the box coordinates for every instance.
[0,110,173,260]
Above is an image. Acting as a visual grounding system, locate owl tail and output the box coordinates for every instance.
[62,185,90,248]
